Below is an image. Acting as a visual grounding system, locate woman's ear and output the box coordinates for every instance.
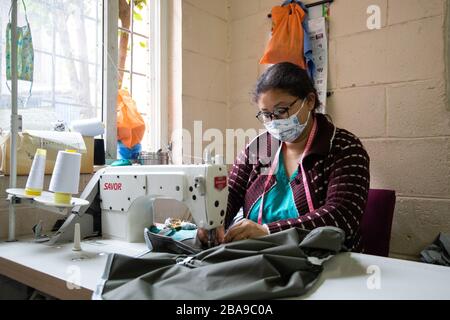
[307,93,316,111]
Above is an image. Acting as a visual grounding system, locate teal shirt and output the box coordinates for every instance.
[248,152,299,224]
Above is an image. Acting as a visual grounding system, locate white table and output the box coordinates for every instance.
[1,238,449,300]
[0,237,148,300]
[298,252,450,300]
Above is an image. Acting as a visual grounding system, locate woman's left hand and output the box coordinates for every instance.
[224,219,269,243]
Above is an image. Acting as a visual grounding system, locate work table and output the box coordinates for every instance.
[0,237,149,299]
[0,237,450,300]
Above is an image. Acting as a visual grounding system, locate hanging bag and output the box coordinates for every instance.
[116,89,146,149]
[6,0,34,107]
[260,3,306,68]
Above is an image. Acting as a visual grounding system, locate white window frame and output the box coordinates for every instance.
[103,0,168,159]
[149,0,169,152]
[103,0,118,159]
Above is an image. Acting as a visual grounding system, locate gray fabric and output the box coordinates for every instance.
[144,227,203,255]
[95,227,345,300]
[421,233,450,267]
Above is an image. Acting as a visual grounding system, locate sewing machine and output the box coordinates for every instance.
[47,163,229,245]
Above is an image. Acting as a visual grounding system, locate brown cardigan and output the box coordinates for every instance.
[225,114,370,251]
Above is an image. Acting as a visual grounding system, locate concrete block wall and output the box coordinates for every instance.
[180,0,229,163]
[330,0,450,259]
[226,0,450,259]
[228,0,269,135]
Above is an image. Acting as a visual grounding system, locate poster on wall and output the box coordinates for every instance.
[308,3,331,20]
[308,17,328,114]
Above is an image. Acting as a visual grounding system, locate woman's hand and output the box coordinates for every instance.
[224,219,269,243]
[197,226,225,247]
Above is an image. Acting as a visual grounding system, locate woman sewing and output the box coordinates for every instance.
[199,62,370,251]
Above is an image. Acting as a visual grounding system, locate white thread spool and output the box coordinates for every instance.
[214,154,224,165]
[70,118,105,137]
[25,149,47,196]
[49,150,81,205]
[204,149,212,165]
[73,223,82,252]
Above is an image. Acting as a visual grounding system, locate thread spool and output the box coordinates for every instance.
[204,149,212,165]
[25,149,47,196]
[214,154,224,165]
[70,118,105,137]
[94,139,106,165]
[73,223,82,252]
[49,150,81,205]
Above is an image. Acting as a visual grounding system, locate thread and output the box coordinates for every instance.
[25,188,42,196]
[204,149,212,164]
[214,154,224,165]
[54,193,72,205]
[25,149,47,196]
[69,118,105,137]
[49,150,81,204]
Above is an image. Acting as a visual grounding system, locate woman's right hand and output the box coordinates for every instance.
[197,226,225,247]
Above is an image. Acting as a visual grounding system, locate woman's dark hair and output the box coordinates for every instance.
[252,62,321,110]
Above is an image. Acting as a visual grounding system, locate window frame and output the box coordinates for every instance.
[103,0,118,159]
[149,0,169,152]
[103,0,168,158]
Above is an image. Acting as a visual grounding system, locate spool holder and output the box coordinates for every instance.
[5,188,90,240]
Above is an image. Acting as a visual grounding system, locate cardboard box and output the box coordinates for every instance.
[0,132,94,175]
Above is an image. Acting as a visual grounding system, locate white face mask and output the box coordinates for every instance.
[264,99,310,143]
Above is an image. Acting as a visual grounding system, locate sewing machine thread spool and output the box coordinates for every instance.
[214,154,224,165]
[70,118,105,137]
[25,149,47,196]
[49,150,81,205]
[204,149,212,164]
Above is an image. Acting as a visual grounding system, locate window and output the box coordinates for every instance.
[117,0,152,151]
[0,0,103,131]
[1,0,165,155]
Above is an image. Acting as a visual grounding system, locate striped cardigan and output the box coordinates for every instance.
[225,114,370,251]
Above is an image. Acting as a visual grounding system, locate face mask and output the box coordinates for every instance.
[264,99,311,143]
[5,0,34,105]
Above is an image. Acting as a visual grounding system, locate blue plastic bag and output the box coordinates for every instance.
[117,140,142,160]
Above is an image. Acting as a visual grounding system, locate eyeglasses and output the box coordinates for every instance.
[256,98,300,124]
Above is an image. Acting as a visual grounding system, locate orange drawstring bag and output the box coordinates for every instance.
[117,89,146,149]
[260,3,306,69]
